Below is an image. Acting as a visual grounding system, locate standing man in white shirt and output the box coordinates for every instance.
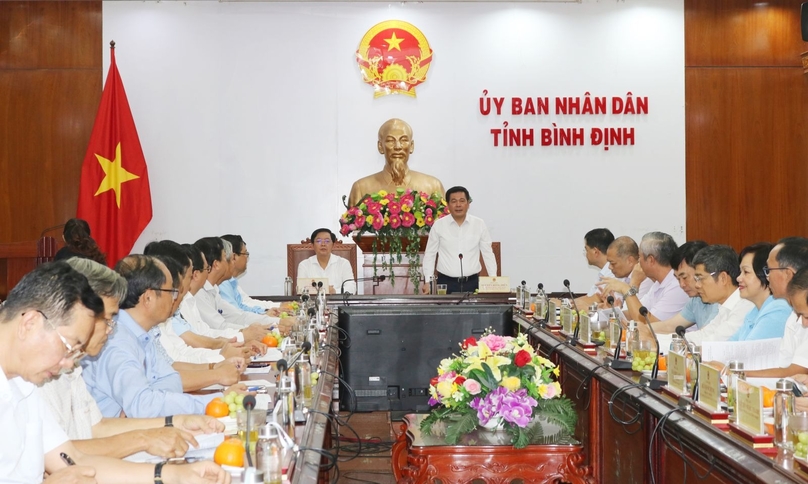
[422,186,497,294]
[297,228,356,294]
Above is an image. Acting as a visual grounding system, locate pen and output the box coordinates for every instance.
[247,386,264,391]
[60,452,76,466]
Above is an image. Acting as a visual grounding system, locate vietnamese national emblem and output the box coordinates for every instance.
[356,20,433,98]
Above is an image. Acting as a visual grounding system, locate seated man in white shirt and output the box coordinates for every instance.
[40,258,224,459]
[680,245,754,344]
[744,238,808,378]
[596,236,642,306]
[569,228,615,308]
[297,228,356,294]
[221,234,289,316]
[599,232,689,322]
[0,261,228,483]
[194,237,290,333]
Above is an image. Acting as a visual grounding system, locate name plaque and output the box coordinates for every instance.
[478,276,510,293]
[667,352,687,394]
[697,364,721,412]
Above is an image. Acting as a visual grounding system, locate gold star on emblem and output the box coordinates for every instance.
[384,32,404,52]
[93,142,140,208]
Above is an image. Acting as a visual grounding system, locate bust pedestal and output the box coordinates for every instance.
[354,235,428,295]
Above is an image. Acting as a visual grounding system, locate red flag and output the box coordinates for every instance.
[77,43,152,267]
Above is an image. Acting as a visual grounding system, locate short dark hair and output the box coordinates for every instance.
[114,255,167,310]
[692,244,740,286]
[183,243,205,272]
[143,240,190,289]
[670,240,709,270]
[640,232,678,267]
[445,186,471,202]
[788,266,808,302]
[739,242,774,289]
[221,234,245,255]
[194,237,225,269]
[310,228,336,244]
[584,228,615,253]
[0,261,104,326]
[776,238,808,272]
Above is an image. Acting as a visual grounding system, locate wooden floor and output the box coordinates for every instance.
[333,411,397,483]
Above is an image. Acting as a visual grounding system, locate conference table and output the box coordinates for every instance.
[513,310,808,484]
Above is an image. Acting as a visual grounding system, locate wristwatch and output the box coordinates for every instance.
[164,415,173,427]
[625,286,639,298]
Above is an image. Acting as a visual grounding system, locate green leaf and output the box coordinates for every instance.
[444,411,478,445]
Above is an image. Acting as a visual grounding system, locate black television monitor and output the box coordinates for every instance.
[337,304,514,414]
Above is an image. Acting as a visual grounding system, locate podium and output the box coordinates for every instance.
[354,235,501,295]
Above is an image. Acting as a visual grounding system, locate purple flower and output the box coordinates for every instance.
[428,396,439,406]
[470,387,537,428]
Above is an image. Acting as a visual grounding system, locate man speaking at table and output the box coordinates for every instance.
[422,186,497,294]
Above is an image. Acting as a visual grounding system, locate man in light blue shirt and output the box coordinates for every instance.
[219,234,284,316]
[82,255,239,418]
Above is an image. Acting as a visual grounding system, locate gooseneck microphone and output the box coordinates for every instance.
[243,395,257,468]
[286,341,312,369]
[340,275,386,294]
[639,306,665,390]
[564,279,580,344]
[606,295,632,370]
[676,325,699,400]
[458,254,464,293]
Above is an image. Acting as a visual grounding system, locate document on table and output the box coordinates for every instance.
[252,348,283,363]
[700,338,782,371]
[124,432,225,463]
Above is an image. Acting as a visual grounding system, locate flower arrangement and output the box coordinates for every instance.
[340,188,448,290]
[420,331,577,449]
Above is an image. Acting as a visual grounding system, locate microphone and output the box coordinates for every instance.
[676,325,699,400]
[563,279,581,345]
[458,254,464,293]
[638,306,665,390]
[340,275,386,294]
[606,296,632,370]
[286,341,312,369]
[243,395,257,468]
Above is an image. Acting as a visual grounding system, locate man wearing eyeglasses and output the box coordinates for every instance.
[81,255,247,418]
[744,237,808,378]
[297,228,356,294]
[677,245,754,345]
[0,262,230,483]
[219,234,289,317]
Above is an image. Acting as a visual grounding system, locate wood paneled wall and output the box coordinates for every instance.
[685,0,808,247]
[0,1,806,252]
[0,1,101,243]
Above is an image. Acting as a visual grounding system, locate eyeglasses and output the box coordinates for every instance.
[237,251,250,258]
[31,310,87,362]
[693,271,718,283]
[763,266,791,277]
[104,317,116,330]
[314,239,332,245]
[151,287,179,301]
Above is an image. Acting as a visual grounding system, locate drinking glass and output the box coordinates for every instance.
[437,284,448,295]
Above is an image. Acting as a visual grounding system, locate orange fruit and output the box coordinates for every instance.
[205,397,229,418]
[658,356,667,371]
[262,334,279,347]
[762,387,776,408]
[214,437,245,467]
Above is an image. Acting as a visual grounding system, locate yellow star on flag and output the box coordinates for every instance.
[93,142,140,208]
[384,32,404,52]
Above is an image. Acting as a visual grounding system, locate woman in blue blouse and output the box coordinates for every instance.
[729,242,792,341]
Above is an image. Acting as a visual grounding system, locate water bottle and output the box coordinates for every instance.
[255,424,282,484]
[726,360,745,419]
[284,277,293,297]
[589,303,604,342]
[295,352,313,409]
[276,374,296,441]
[670,333,686,355]
[536,283,548,320]
[625,321,639,359]
[774,379,795,447]
[519,280,528,308]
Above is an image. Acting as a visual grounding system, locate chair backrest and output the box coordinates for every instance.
[0,236,59,300]
[287,239,358,291]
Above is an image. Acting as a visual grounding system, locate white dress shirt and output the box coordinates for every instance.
[179,292,244,342]
[297,255,355,294]
[237,285,280,310]
[195,280,276,330]
[0,370,69,483]
[777,312,808,368]
[684,288,755,345]
[587,262,615,297]
[40,367,103,440]
[422,214,497,278]
[157,320,224,364]
[639,269,689,321]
